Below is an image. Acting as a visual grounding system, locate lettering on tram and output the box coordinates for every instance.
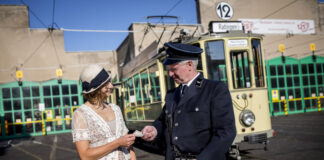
[115,21,275,159]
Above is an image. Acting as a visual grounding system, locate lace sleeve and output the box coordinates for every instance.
[72,109,90,142]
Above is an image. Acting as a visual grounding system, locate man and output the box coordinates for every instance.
[142,42,236,160]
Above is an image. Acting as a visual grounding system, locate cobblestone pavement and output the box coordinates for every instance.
[1,111,324,160]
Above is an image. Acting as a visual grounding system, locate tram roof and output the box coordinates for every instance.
[182,30,263,43]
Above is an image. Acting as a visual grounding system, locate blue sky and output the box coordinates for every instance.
[0,0,197,52]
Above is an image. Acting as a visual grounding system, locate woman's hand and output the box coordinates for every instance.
[118,134,135,148]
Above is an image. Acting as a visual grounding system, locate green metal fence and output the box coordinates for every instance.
[0,79,83,139]
[266,55,324,116]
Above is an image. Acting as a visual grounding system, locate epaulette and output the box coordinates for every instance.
[195,77,203,88]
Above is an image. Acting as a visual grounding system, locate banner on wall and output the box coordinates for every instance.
[239,19,315,35]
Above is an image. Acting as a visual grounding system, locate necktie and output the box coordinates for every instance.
[181,85,187,96]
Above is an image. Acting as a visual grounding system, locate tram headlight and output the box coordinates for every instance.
[239,110,255,127]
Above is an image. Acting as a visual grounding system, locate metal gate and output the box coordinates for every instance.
[0,79,83,139]
[266,55,324,116]
[299,56,324,112]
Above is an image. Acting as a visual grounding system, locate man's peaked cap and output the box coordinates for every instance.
[163,42,203,65]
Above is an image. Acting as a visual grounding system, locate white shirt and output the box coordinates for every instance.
[183,72,200,87]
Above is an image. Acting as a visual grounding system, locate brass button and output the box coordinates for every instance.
[174,123,179,127]
[174,136,178,140]
[177,110,181,114]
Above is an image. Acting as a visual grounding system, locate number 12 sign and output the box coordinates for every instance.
[216,2,233,20]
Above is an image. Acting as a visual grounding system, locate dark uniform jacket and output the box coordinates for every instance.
[153,74,236,160]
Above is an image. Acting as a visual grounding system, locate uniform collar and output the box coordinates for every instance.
[183,73,200,87]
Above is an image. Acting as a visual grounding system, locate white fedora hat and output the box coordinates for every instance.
[80,64,110,94]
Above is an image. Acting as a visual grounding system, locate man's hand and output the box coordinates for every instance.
[141,126,157,141]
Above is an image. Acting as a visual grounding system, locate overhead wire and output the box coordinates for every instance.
[21,33,51,67]
[51,0,56,28]
[134,0,183,52]
[20,0,47,28]
[49,31,62,67]
[164,0,183,16]
[262,0,299,19]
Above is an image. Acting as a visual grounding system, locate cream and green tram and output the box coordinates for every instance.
[118,23,274,155]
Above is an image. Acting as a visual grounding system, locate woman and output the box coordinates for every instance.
[72,64,136,160]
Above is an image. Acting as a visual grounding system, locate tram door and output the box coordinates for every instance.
[204,40,227,84]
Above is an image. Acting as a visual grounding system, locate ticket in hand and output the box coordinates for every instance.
[133,130,143,137]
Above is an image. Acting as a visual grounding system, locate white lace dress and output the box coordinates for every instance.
[72,103,131,160]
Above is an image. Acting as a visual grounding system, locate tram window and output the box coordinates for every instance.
[204,40,227,83]
[2,88,10,98]
[252,39,265,87]
[149,64,161,102]
[192,43,203,71]
[127,79,135,105]
[123,83,129,105]
[163,64,176,91]
[230,50,251,89]
[134,74,143,105]
[140,70,150,104]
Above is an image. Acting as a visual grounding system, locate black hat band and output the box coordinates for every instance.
[82,69,109,93]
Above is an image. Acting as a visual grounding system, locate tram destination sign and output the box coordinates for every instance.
[209,21,243,33]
